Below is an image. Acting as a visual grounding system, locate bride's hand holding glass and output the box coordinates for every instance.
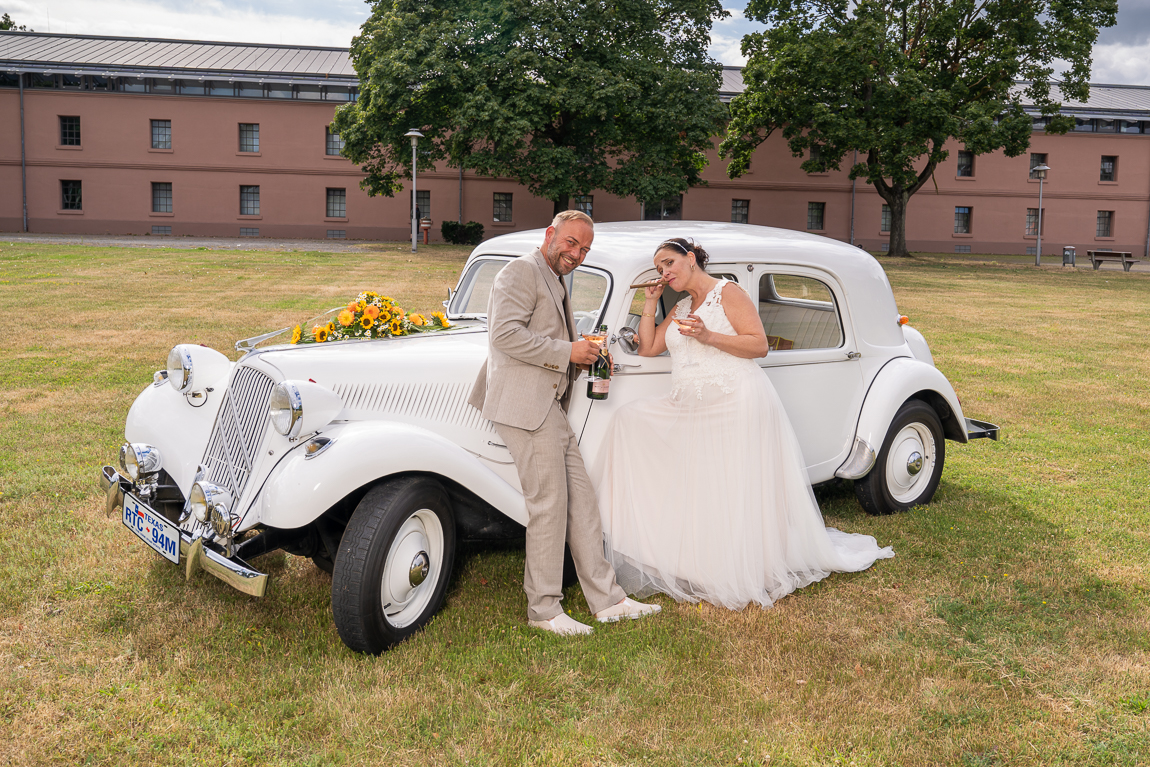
[675,314,710,343]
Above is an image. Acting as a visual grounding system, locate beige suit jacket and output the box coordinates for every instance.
[468,248,579,431]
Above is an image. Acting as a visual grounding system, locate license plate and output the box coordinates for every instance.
[122,493,181,564]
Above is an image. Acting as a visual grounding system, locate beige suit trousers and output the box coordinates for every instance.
[496,400,626,621]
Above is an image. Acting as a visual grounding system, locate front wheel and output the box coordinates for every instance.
[855,400,945,516]
[332,477,456,654]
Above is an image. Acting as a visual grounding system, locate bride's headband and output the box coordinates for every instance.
[659,239,693,256]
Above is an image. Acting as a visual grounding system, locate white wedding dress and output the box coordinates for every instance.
[592,279,894,609]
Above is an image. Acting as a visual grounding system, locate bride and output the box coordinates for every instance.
[592,238,894,609]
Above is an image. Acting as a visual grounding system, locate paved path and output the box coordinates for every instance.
[0,232,403,252]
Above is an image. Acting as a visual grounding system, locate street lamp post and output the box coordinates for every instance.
[404,129,424,253]
[1032,164,1050,267]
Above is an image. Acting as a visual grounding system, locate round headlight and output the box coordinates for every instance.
[166,345,194,393]
[119,443,162,481]
[210,504,233,537]
[188,482,209,523]
[189,481,231,526]
[269,382,303,438]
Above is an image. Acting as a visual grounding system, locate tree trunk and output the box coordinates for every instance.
[885,190,912,257]
[552,195,570,217]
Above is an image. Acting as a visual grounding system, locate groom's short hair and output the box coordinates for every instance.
[551,209,594,231]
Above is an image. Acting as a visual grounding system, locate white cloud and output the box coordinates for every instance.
[4,0,366,47]
[1088,43,1150,85]
[708,6,764,66]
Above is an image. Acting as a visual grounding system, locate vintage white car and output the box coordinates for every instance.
[100,222,997,653]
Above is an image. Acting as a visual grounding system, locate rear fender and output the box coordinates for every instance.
[839,357,968,479]
[252,421,526,530]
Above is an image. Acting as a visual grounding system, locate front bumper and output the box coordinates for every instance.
[100,466,268,597]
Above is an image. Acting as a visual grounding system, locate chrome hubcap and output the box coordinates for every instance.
[885,423,936,505]
[379,509,444,629]
[409,551,430,586]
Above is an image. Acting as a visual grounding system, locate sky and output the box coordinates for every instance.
[3,0,1148,85]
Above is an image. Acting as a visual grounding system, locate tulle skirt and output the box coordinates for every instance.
[591,365,894,610]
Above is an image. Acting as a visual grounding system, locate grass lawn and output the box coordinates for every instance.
[1,241,1148,766]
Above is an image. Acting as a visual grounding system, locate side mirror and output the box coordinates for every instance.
[615,326,638,354]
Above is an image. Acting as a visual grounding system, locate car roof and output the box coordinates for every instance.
[471,221,888,287]
[470,221,904,346]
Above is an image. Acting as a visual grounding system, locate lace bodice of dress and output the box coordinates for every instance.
[666,279,760,398]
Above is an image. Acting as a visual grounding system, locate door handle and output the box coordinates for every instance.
[613,362,642,373]
[846,351,861,360]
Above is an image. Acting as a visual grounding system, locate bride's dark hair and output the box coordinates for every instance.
[656,238,710,270]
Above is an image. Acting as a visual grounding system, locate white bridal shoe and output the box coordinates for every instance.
[594,597,662,623]
[528,612,594,636]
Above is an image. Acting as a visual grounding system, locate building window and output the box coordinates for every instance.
[151,225,171,235]
[1100,156,1117,182]
[61,180,82,210]
[573,196,593,217]
[956,150,974,177]
[59,116,81,146]
[325,127,343,156]
[1029,153,1048,179]
[880,204,891,233]
[327,230,346,239]
[326,188,346,218]
[1096,119,1116,133]
[642,196,683,221]
[151,120,171,149]
[1120,120,1143,134]
[239,123,260,153]
[954,206,972,234]
[1074,118,1095,132]
[152,182,173,213]
[240,185,260,215]
[493,192,513,222]
[1097,211,1113,238]
[240,227,259,237]
[808,145,821,170]
[410,189,430,221]
[1025,208,1044,236]
[806,202,825,231]
[731,199,749,224]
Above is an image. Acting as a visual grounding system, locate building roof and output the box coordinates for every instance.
[0,31,356,85]
[4,31,1148,118]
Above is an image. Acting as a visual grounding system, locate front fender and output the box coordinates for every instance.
[125,379,226,495]
[253,421,527,530]
[839,357,968,478]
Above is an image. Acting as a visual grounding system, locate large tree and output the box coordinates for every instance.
[333,0,729,215]
[720,0,1117,257]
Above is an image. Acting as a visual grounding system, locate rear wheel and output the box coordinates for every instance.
[855,400,945,516]
[332,477,456,654]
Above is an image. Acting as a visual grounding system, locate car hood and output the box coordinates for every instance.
[248,326,490,389]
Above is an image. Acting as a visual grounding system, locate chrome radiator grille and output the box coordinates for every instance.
[200,365,276,503]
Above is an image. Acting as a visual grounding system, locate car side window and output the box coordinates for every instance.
[758,273,843,350]
[565,269,611,335]
[450,258,509,316]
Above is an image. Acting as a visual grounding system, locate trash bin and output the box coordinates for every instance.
[1062,246,1076,266]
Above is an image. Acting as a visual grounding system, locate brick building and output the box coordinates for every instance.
[2,31,1148,256]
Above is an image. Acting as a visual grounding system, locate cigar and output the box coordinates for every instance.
[629,278,665,289]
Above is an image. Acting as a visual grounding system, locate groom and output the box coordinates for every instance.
[468,210,660,635]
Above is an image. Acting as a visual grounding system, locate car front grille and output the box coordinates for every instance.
[200,365,276,505]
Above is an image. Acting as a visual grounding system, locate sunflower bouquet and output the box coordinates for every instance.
[291,290,452,345]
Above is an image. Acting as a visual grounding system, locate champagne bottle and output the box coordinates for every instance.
[586,324,611,400]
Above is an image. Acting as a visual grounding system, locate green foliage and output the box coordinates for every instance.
[0,13,32,30]
[333,0,729,212]
[721,0,1117,256]
[441,220,485,246]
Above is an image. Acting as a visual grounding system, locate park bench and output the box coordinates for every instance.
[1088,250,1141,272]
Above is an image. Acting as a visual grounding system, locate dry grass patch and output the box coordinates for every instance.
[2,243,1150,765]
